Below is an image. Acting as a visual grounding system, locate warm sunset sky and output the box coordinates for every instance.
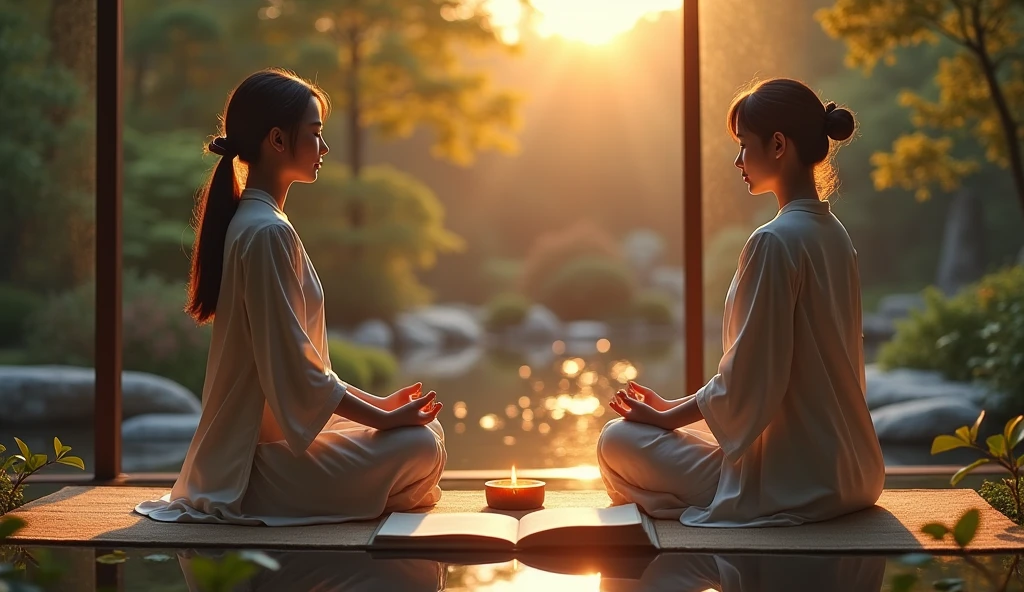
[483,0,682,45]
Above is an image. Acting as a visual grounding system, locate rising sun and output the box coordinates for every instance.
[485,0,681,46]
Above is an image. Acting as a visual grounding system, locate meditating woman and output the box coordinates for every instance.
[598,78,885,527]
[137,69,446,526]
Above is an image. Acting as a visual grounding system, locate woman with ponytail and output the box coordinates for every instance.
[137,69,446,526]
[597,79,885,528]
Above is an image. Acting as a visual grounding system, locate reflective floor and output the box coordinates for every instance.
[2,546,1022,591]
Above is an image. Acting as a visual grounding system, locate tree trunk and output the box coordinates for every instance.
[971,10,1024,220]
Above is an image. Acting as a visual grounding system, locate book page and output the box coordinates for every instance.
[375,512,520,545]
[516,504,642,542]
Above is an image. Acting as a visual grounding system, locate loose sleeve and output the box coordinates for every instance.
[696,230,797,462]
[243,224,347,455]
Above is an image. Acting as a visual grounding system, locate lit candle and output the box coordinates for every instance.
[484,466,546,511]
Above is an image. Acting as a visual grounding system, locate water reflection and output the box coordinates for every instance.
[171,550,892,591]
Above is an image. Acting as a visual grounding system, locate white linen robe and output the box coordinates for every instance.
[598,199,884,527]
[136,189,445,526]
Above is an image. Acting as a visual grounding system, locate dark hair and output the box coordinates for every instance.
[186,68,330,324]
[727,78,856,198]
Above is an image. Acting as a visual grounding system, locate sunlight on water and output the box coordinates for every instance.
[447,562,602,591]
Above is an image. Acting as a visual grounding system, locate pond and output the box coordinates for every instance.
[1,546,1021,591]
[12,337,974,475]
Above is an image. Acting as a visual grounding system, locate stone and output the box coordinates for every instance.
[877,293,926,321]
[0,366,200,426]
[399,346,485,379]
[565,321,610,343]
[351,320,393,350]
[864,364,993,410]
[516,305,562,342]
[405,305,483,347]
[936,190,986,296]
[871,397,983,443]
[393,315,444,350]
[122,413,200,441]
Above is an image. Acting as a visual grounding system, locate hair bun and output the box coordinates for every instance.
[208,136,237,158]
[824,104,855,142]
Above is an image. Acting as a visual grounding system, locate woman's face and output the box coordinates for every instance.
[733,121,780,196]
[286,96,329,184]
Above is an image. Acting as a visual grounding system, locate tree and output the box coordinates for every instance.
[265,0,522,235]
[818,0,1024,217]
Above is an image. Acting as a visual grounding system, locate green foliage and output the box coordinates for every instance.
[122,127,212,280]
[879,266,1024,412]
[189,551,279,592]
[291,166,463,326]
[23,273,212,395]
[520,221,623,303]
[931,410,1024,526]
[0,285,40,348]
[328,339,398,391]
[629,290,675,326]
[980,477,1023,525]
[0,437,85,515]
[484,293,531,332]
[538,257,635,322]
[817,0,1024,208]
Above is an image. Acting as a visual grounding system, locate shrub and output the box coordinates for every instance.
[630,290,675,326]
[0,285,39,348]
[539,257,634,322]
[328,338,398,391]
[23,273,211,395]
[484,292,531,332]
[879,266,1024,412]
[979,477,1022,525]
[519,221,622,302]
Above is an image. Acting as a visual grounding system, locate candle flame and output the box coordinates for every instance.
[511,465,517,486]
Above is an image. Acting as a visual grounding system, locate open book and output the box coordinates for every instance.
[369,504,659,553]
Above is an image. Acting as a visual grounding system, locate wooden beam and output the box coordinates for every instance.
[94,0,124,481]
[683,0,704,394]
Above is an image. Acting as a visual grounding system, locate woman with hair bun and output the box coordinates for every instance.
[598,78,884,528]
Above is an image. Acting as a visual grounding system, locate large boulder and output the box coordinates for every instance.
[350,320,393,350]
[877,293,926,322]
[871,397,983,443]
[400,346,485,379]
[0,366,200,426]
[393,315,444,350]
[864,364,993,410]
[404,305,483,347]
[122,413,200,441]
[515,305,562,342]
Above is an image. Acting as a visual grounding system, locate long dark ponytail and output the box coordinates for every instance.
[186,68,330,324]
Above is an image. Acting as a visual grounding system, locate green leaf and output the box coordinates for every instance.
[53,437,62,458]
[1017,455,1024,468]
[953,509,980,548]
[954,426,971,443]
[933,578,965,591]
[986,434,1007,458]
[891,573,918,592]
[0,444,6,455]
[238,550,280,571]
[970,410,986,442]
[899,553,933,567]
[1004,416,1022,448]
[96,551,128,564]
[1009,416,1024,451]
[1,456,17,472]
[14,438,30,460]
[57,456,85,471]
[0,516,26,541]
[28,454,47,473]
[931,435,972,455]
[951,458,990,486]
[921,523,948,540]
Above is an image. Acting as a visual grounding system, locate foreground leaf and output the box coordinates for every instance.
[951,458,990,486]
[921,523,948,540]
[96,551,128,565]
[0,516,26,541]
[931,435,972,455]
[56,456,85,471]
[953,509,980,548]
[970,410,986,442]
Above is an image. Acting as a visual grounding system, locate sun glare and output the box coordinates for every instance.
[485,0,680,46]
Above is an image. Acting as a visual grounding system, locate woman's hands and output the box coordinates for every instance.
[335,381,442,430]
[608,381,701,431]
